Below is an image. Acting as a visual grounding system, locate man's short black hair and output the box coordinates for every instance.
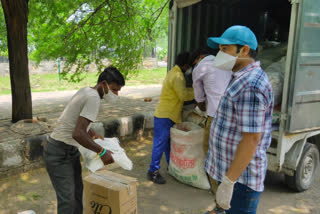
[189,48,210,66]
[236,44,258,60]
[97,66,125,86]
[175,52,190,67]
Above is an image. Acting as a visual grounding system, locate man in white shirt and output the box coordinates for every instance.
[191,49,232,153]
[191,49,232,196]
[44,66,125,214]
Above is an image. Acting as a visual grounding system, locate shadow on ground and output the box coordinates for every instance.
[0,137,319,214]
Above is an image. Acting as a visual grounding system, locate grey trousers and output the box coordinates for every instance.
[43,137,83,214]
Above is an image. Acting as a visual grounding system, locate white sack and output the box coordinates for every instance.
[168,122,210,190]
[79,138,133,172]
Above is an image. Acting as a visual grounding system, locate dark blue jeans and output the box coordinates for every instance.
[149,117,175,172]
[225,182,262,214]
[43,137,83,214]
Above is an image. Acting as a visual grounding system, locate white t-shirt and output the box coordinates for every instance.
[50,87,101,147]
[192,55,232,117]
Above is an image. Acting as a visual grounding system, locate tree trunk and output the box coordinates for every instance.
[1,0,32,122]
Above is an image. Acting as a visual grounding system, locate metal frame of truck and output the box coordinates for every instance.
[268,0,320,191]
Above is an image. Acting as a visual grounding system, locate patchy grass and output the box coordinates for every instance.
[0,67,166,95]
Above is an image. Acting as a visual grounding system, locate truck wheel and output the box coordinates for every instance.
[285,143,319,192]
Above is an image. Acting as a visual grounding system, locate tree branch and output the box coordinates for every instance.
[106,0,113,23]
[81,27,88,40]
[151,5,162,16]
[64,0,109,41]
[123,0,130,18]
[151,0,170,28]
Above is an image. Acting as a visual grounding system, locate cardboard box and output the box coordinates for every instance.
[83,169,137,214]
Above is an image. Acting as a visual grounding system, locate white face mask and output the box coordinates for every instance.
[185,67,193,75]
[213,51,238,71]
[213,50,254,71]
[103,84,118,103]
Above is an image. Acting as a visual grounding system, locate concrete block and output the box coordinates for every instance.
[117,116,134,137]
[103,119,120,138]
[0,139,24,168]
[103,114,148,139]
[90,122,105,137]
[0,128,23,144]
[24,135,47,161]
[143,112,154,129]
[132,114,145,137]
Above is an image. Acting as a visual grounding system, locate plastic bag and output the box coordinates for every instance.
[79,138,133,172]
[17,211,36,214]
[193,106,207,118]
[265,57,286,106]
[168,122,210,190]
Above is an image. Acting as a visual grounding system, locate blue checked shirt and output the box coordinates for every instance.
[205,62,274,192]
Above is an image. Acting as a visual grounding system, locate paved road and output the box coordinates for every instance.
[0,85,162,120]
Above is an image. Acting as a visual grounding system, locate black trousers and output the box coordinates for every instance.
[43,137,83,214]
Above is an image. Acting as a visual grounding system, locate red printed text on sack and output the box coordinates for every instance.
[172,143,185,154]
[170,152,195,169]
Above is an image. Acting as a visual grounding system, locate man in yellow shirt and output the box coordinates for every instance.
[147,52,194,184]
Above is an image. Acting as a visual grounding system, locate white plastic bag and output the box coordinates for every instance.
[17,211,36,214]
[168,122,210,190]
[79,138,133,172]
[193,106,207,118]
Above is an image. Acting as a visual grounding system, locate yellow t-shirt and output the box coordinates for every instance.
[154,65,194,123]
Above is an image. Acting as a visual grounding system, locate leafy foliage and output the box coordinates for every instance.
[0,0,168,80]
[0,6,7,58]
[25,0,169,82]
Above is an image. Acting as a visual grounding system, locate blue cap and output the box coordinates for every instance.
[207,25,258,50]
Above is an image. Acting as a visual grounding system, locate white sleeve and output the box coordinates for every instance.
[192,65,207,103]
[80,96,101,122]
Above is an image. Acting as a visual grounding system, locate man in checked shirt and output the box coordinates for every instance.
[204,25,274,214]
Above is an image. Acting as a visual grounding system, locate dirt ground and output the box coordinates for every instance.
[0,136,319,214]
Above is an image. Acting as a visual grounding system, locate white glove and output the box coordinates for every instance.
[216,175,236,210]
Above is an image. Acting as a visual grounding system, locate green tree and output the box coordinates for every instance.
[1,0,32,122]
[0,0,169,122]
[140,0,169,59]
[0,6,7,57]
[28,0,169,81]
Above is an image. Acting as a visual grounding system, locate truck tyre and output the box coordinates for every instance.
[285,143,319,192]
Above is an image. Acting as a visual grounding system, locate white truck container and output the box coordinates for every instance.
[267,0,320,191]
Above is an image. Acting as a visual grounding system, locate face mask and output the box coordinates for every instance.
[213,51,238,71]
[213,50,254,71]
[103,84,118,103]
[185,68,193,75]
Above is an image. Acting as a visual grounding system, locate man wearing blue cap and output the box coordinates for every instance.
[204,25,274,214]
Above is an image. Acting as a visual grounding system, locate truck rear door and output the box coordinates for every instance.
[286,0,320,132]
